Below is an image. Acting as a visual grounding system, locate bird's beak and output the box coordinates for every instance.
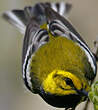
[76,89,88,97]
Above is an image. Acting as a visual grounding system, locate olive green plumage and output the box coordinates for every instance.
[30,35,93,88]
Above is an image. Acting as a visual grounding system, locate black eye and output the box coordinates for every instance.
[65,78,74,86]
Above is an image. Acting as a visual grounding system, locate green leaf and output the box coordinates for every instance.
[88,81,98,110]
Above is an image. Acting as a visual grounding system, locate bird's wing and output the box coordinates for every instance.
[22,16,49,91]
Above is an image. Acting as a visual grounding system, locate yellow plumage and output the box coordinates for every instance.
[29,35,91,95]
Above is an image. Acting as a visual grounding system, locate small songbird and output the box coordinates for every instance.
[2,2,97,110]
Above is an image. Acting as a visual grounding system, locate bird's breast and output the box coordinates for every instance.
[30,36,93,83]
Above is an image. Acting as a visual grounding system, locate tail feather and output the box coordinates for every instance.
[2,7,33,34]
[45,2,72,16]
[2,10,27,34]
[2,2,72,34]
[24,6,33,20]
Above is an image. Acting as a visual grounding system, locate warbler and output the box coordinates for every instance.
[2,2,97,110]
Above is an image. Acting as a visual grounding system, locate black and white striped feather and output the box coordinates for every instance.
[2,2,72,34]
[45,2,72,16]
[22,18,49,90]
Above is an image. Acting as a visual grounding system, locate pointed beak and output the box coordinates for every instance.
[76,89,88,97]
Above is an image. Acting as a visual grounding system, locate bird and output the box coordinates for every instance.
[2,2,97,110]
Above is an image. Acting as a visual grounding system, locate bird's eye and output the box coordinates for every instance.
[65,78,74,86]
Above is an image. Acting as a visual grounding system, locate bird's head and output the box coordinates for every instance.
[42,69,90,96]
[39,69,90,108]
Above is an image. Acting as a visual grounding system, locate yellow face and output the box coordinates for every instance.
[42,70,90,96]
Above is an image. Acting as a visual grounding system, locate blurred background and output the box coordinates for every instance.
[0,0,98,110]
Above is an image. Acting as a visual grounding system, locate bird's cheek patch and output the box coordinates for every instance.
[42,70,77,95]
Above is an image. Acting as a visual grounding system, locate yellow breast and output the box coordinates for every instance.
[30,36,90,81]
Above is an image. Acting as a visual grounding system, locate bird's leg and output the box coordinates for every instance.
[93,39,98,62]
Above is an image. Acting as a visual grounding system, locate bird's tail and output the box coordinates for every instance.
[2,2,72,34]
[46,2,72,16]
